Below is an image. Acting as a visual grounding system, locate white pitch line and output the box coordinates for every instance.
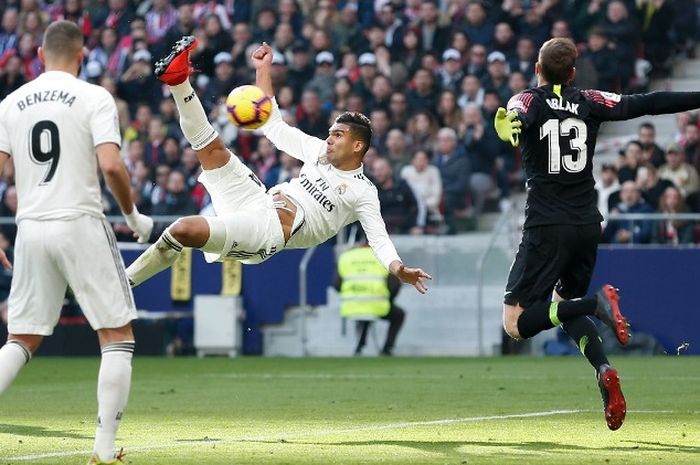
[2,449,95,462]
[203,372,700,382]
[2,409,581,462]
[202,373,592,381]
[6,409,698,462]
[301,409,583,436]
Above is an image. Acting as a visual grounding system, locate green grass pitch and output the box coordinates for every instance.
[0,357,698,464]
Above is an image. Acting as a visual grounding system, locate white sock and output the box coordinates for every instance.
[93,341,134,462]
[169,80,218,150]
[0,341,30,395]
[126,229,183,286]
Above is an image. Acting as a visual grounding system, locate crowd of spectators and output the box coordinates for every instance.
[0,0,699,242]
[598,114,700,245]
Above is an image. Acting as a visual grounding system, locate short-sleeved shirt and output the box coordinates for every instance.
[0,71,121,222]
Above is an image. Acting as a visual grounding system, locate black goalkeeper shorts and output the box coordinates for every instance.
[504,223,601,308]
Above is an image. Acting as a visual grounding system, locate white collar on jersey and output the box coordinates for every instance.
[321,159,364,175]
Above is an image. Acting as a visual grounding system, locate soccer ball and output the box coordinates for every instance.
[226,85,272,130]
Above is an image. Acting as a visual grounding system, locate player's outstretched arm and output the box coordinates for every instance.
[357,193,432,294]
[97,143,153,243]
[585,90,700,122]
[252,42,326,164]
[494,107,522,147]
[389,261,433,294]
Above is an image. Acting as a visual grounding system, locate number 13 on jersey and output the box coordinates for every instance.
[540,118,588,174]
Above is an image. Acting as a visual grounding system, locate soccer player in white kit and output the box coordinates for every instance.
[0,22,153,465]
[126,37,431,293]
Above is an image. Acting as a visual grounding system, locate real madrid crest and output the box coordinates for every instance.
[335,183,348,195]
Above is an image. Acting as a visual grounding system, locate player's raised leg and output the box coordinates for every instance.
[126,215,230,286]
[127,36,247,286]
[503,291,630,345]
[128,206,283,286]
[154,36,230,170]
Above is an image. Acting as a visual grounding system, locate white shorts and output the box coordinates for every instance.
[198,152,285,264]
[8,216,137,336]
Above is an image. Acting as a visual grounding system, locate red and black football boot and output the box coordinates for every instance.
[595,284,631,345]
[154,36,198,86]
[597,364,627,431]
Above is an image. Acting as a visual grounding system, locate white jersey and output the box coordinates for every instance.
[262,99,401,269]
[0,71,121,223]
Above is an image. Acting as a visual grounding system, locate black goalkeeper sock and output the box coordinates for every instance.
[517,298,599,339]
[562,316,609,372]
[516,301,556,339]
[556,298,597,321]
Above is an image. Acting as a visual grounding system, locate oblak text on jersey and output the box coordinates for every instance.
[546,98,579,115]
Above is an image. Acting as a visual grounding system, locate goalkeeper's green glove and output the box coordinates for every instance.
[494,107,522,147]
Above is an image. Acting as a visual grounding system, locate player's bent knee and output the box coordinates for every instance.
[502,315,522,339]
[197,139,232,171]
[8,334,43,354]
[503,322,522,340]
[502,305,523,340]
[168,217,210,248]
[97,323,135,346]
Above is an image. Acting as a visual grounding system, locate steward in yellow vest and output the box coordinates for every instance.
[338,246,391,318]
[335,245,405,355]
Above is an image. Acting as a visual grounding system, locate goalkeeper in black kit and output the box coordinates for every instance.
[493,37,700,431]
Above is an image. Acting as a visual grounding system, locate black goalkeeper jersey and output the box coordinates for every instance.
[507,85,700,228]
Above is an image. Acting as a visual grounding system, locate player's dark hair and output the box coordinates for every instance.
[538,37,577,85]
[639,122,655,132]
[43,20,83,58]
[335,112,373,155]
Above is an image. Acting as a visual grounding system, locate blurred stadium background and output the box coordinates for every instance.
[1,0,699,464]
